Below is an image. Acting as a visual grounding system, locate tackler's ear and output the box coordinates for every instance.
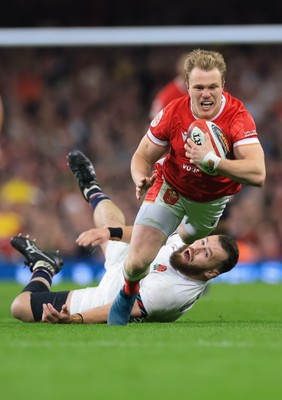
[204,269,220,280]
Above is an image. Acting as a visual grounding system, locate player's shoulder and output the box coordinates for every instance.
[168,94,189,107]
[150,96,190,129]
[163,95,190,119]
[224,91,249,113]
[223,91,256,127]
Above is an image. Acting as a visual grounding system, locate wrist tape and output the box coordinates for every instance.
[108,227,123,241]
[202,151,221,171]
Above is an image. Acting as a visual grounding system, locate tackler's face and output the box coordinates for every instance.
[170,235,228,279]
[187,67,224,120]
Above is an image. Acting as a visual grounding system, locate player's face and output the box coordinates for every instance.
[188,67,224,120]
[170,235,227,278]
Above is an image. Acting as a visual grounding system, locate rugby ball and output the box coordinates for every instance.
[188,120,230,175]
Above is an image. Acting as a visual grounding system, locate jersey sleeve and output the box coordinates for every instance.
[147,104,174,147]
[231,110,260,147]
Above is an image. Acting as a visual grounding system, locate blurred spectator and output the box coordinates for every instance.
[149,53,187,120]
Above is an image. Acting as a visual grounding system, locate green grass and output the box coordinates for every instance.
[1,282,282,400]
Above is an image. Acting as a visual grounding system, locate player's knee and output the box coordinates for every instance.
[178,224,211,244]
[125,254,150,276]
[11,295,34,322]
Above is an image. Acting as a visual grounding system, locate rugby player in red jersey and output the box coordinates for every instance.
[107,49,266,325]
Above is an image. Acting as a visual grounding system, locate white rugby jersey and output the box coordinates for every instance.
[139,234,207,322]
[70,234,208,322]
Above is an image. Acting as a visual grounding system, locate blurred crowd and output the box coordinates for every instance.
[0,44,281,264]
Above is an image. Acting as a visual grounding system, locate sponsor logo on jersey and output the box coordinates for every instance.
[244,129,257,137]
[182,163,201,174]
[163,188,179,205]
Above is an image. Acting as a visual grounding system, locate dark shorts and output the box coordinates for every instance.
[30,291,70,321]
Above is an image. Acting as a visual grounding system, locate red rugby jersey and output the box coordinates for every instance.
[147,91,259,202]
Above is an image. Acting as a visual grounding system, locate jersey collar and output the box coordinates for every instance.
[191,93,226,121]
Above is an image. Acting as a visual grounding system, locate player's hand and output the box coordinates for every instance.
[41,303,71,324]
[135,174,157,199]
[185,133,214,164]
[76,228,110,247]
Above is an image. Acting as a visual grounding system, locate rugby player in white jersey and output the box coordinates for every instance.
[10,151,239,324]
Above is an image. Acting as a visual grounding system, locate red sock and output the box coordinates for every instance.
[123,278,140,296]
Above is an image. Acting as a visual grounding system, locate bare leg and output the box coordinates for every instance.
[107,224,167,326]
[124,225,166,278]
[67,150,128,231]
[94,199,125,229]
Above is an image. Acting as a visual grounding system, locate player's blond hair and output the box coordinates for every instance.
[184,49,226,85]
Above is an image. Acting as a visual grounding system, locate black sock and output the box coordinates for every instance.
[22,280,49,293]
[22,269,52,293]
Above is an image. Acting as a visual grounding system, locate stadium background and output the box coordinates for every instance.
[0,1,281,284]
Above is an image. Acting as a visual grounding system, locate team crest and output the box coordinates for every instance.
[163,188,179,205]
[153,263,167,272]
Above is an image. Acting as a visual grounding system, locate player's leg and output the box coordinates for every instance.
[10,235,66,322]
[68,150,136,323]
[107,225,166,326]
[67,150,126,238]
[107,202,182,326]
[177,196,230,243]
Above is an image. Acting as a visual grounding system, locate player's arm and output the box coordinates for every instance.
[41,301,142,324]
[76,226,133,247]
[216,143,266,187]
[76,301,142,324]
[186,135,265,187]
[131,135,167,199]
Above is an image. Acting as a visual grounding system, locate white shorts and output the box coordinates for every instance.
[70,241,129,314]
[135,180,230,239]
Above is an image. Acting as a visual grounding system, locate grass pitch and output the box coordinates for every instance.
[0,282,282,400]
